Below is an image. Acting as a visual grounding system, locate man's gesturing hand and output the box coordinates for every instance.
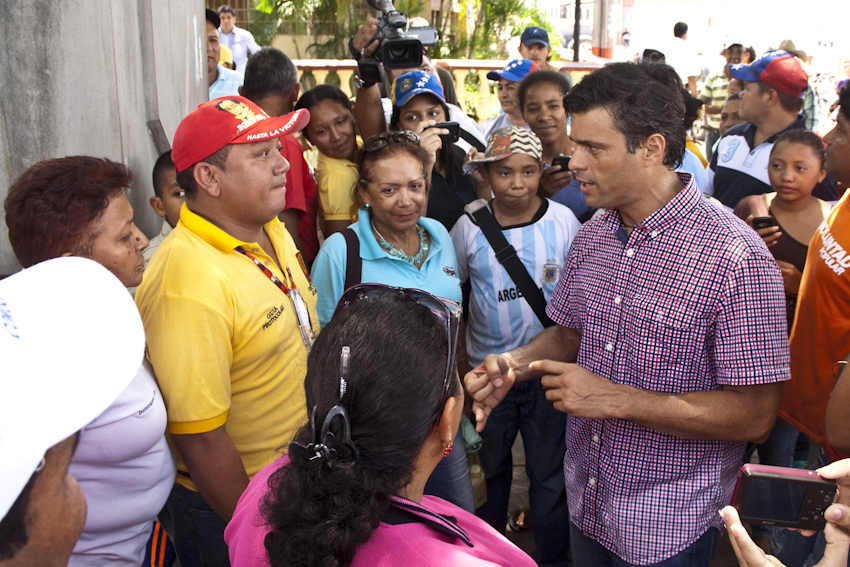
[534,360,623,420]
[464,354,516,431]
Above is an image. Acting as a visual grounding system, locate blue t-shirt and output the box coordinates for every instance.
[311,212,462,326]
[209,65,243,99]
[548,170,594,222]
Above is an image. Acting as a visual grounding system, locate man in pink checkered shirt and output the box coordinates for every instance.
[465,61,791,566]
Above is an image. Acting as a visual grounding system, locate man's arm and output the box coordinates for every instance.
[353,83,388,141]
[826,354,850,454]
[465,325,581,430]
[171,425,250,522]
[278,209,303,256]
[535,360,780,442]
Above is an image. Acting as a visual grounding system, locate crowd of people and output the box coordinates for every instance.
[3,7,850,567]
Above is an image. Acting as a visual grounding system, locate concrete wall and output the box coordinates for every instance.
[0,0,207,276]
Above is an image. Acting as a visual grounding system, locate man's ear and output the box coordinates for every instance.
[478,165,491,185]
[193,162,222,198]
[642,133,667,166]
[238,85,244,97]
[149,196,166,218]
[288,83,301,109]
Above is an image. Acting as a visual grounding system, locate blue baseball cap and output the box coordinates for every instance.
[392,71,446,108]
[728,50,808,98]
[521,26,549,47]
[487,59,540,82]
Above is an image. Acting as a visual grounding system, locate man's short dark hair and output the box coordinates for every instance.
[175,146,231,200]
[517,70,572,114]
[839,84,850,122]
[673,22,688,38]
[152,150,175,199]
[726,92,742,102]
[217,5,235,15]
[565,61,686,169]
[756,81,804,114]
[242,48,299,101]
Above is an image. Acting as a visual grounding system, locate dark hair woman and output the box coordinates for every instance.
[225,286,537,567]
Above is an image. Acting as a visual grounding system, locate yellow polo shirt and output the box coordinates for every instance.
[135,205,319,491]
[315,138,362,226]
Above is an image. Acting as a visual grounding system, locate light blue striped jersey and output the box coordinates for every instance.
[451,199,580,367]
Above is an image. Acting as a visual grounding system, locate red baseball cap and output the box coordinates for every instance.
[172,96,310,173]
[727,50,808,99]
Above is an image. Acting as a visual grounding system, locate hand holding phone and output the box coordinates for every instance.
[551,155,571,171]
[424,121,460,144]
[752,216,778,230]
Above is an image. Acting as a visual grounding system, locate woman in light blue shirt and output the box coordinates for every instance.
[311,131,473,512]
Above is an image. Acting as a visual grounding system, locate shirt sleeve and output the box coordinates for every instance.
[309,232,348,327]
[246,30,261,54]
[712,251,791,385]
[143,294,233,434]
[450,217,471,285]
[318,167,357,222]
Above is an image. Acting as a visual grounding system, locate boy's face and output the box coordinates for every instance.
[151,168,185,228]
[484,153,542,211]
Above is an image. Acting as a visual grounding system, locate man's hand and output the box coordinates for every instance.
[535,360,624,419]
[539,165,573,199]
[464,354,516,431]
[776,260,802,294]
[352,17,379,57]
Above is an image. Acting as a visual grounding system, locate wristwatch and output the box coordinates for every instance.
[354,75,377,90]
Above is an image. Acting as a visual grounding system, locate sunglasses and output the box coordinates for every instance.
[363,131,420,152]
[333,283,461,418]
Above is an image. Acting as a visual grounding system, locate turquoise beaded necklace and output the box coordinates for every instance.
[371,220,429,265]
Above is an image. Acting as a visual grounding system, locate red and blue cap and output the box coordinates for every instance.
[487,59,540,82]
[727,50,808,99]
[392,71,446,108]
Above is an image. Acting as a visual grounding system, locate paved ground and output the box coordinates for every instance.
[498,437,740,566]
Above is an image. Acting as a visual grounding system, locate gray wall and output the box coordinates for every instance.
[0,0,207,275]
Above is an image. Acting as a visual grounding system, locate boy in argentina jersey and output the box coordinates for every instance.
[451,127,580,566]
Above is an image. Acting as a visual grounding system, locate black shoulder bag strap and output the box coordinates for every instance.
[459,129,486,152]
[464,199,555,328]
[342,228,362,292]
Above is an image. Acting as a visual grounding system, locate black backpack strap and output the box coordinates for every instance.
[464,199,555,328]
[342,228,362,292]
[459,128,486,152]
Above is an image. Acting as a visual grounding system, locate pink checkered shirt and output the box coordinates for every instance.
[547,174,790,564]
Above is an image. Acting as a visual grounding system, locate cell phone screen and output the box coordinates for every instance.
[741,477,807,522]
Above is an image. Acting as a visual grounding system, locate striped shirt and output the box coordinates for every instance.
[699,69,730,130]
[546,174,790,564]
[451,199,580,367]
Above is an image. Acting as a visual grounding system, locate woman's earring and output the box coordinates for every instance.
[443,440,454,457]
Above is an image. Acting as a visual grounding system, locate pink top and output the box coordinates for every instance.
[225,454,537,567]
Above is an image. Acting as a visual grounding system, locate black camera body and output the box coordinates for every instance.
[359,0,437,82]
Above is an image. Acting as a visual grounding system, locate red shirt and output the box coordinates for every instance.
[280,136,319,262]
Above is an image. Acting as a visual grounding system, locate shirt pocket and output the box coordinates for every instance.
[624,294,709,393]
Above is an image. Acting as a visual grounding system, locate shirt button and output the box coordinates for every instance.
[252,247,259,253]
[614,296,622,304]
[589,478,597,486]
[605,343,614,352]
[592,435,600,443]
[264,260,270,266]
[651,230,658,238]
[625,249,634,257]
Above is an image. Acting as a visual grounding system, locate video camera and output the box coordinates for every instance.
[358,0,438,82]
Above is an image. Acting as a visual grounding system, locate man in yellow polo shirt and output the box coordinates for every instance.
[135,96,318,567]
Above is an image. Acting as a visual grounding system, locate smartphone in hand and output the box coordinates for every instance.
[551,155,571,171]
[424,121,460,144]
[752,216,778,230]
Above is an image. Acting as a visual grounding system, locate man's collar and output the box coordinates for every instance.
[178,203,281,253]
[603,172,699,240]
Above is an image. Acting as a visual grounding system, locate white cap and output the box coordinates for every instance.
[0,257,145,520]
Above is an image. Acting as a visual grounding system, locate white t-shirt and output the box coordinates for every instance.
[381,98,487,153]
[68,359,176,567]
[451,199,581,367]
[663,37,700,83]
